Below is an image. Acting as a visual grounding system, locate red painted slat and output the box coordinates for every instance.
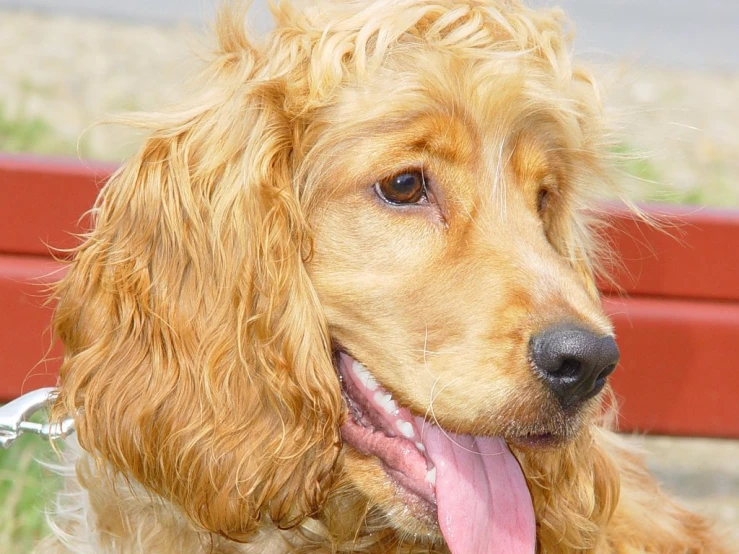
[0,155,112,256]
[0,254,64,399]
[604,206,739,302]
[605,295,739,438]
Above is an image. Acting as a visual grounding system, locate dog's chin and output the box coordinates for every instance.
[332,348,589,548]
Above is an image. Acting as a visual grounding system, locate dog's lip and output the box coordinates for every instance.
[507,432,566,450]
[333,349,437,505]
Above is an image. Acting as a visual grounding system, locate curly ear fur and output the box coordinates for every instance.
[51,8,342,540]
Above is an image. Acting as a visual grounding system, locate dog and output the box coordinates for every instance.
[42,1,729,552]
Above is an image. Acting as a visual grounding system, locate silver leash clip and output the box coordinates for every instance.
[0,388,75,449]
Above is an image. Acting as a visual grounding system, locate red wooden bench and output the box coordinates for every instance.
[2,155,738,438]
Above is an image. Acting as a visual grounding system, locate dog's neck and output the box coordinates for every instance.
[49,439,446,554]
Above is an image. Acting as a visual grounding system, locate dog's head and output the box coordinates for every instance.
[54,1,623,551]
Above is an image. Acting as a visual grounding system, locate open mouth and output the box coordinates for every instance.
[337,351,437,508]
[335,350,538,554]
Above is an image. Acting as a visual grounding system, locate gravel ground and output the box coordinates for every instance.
[0,11,197,161]
[1,7,737,546]
[633,435,739,544]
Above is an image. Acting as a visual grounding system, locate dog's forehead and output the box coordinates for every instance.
[284,0,590,188]
[311,66,568,194]
[317,43,577,157]
[333,52,558,124]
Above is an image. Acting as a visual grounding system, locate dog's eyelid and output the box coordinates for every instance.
[538,174,559,190]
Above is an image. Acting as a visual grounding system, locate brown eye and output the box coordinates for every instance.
[375,170,427,205]
[537,188,549,214]
[537,175,558,215]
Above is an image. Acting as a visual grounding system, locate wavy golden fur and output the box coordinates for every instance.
[44,0,728,552]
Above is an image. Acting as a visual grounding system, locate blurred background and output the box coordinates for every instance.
[0,1,737,552]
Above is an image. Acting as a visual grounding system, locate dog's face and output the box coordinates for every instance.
[53,2,624,550]
[305,49,617,548]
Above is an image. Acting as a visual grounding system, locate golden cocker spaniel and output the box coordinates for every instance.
[44,1,728,552]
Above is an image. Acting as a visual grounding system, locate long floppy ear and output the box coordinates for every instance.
[51,10,342,541]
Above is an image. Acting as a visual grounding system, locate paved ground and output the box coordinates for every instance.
[532,0,739,71]
[2,0,738,70]
[0,0,215,23]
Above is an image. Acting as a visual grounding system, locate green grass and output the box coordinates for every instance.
[0,88,92,158]
[0,103,63,156]
[0,433,60,554]
[612,142,739,207]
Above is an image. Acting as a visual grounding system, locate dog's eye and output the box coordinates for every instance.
[537,176,558,215]
[375,171,427,205]
[537,188,549,214]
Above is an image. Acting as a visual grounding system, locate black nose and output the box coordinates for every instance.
[530,324,620,408]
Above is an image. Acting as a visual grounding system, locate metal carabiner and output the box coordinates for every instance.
[0,388,75,449]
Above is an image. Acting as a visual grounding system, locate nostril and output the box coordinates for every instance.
[556,358,582,379]
[530,324,620,407]
[589,362,617,395]
[598,337,621,377]
[599,362,618,380]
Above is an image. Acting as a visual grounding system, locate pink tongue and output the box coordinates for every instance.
[422,424,536,554]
